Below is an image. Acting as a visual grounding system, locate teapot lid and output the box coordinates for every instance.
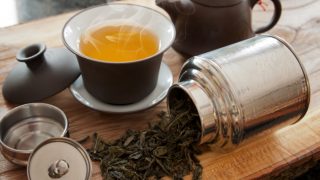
[2,43,81,104]
[192,0,241,7]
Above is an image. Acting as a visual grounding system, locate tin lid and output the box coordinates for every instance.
[27,137,92,180]
[2,43,80,104]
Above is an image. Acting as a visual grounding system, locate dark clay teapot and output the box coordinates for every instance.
[156,0,282,56]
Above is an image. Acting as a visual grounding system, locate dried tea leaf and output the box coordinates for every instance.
[123,135,135,147]
[129,152,143,160]
[193,164,203,180]
[153,146,168,157]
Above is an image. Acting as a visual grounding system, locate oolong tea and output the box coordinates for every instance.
[80,24,159,62]
[88,96,203,180]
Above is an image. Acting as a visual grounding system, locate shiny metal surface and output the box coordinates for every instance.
[0,103,68,165]
[27,137,92,180]
[167,35,310,149]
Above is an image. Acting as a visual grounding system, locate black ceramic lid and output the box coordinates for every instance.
[2,43,80,104]
[192,0,241,7]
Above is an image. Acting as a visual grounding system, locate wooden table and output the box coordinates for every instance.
[1,0,320,179]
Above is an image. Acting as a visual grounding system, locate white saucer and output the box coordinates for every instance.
[69,62,173,113]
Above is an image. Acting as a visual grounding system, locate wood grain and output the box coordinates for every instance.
[1,0,320,179]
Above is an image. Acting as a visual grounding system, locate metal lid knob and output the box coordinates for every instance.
[48,159,70,178]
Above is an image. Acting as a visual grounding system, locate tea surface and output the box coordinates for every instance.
[80,24,159,62]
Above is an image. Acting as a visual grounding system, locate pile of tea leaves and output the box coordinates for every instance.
[88,97,203,180]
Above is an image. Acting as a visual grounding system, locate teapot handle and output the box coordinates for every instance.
[250,0,282,33]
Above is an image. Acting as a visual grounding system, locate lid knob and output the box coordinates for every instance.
[16,43,46,66]
[48,159,70,178]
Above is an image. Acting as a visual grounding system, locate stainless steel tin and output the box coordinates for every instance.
[0,103,68,165]
[167,35,310,149]
[27,137,92,180]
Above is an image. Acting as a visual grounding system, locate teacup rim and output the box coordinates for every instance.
[62,3,176,65]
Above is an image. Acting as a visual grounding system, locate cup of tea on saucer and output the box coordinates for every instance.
[62,3,175,105]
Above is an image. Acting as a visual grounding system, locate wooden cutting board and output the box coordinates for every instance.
[1,0,320,179]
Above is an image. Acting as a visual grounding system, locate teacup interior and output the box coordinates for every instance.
[63,4,175,60]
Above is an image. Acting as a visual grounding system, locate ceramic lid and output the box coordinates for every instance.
[192,0,241,7]
[27,137,92,180]
[2,43,80,104]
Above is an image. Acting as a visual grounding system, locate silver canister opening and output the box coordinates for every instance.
[167,82,218,145]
